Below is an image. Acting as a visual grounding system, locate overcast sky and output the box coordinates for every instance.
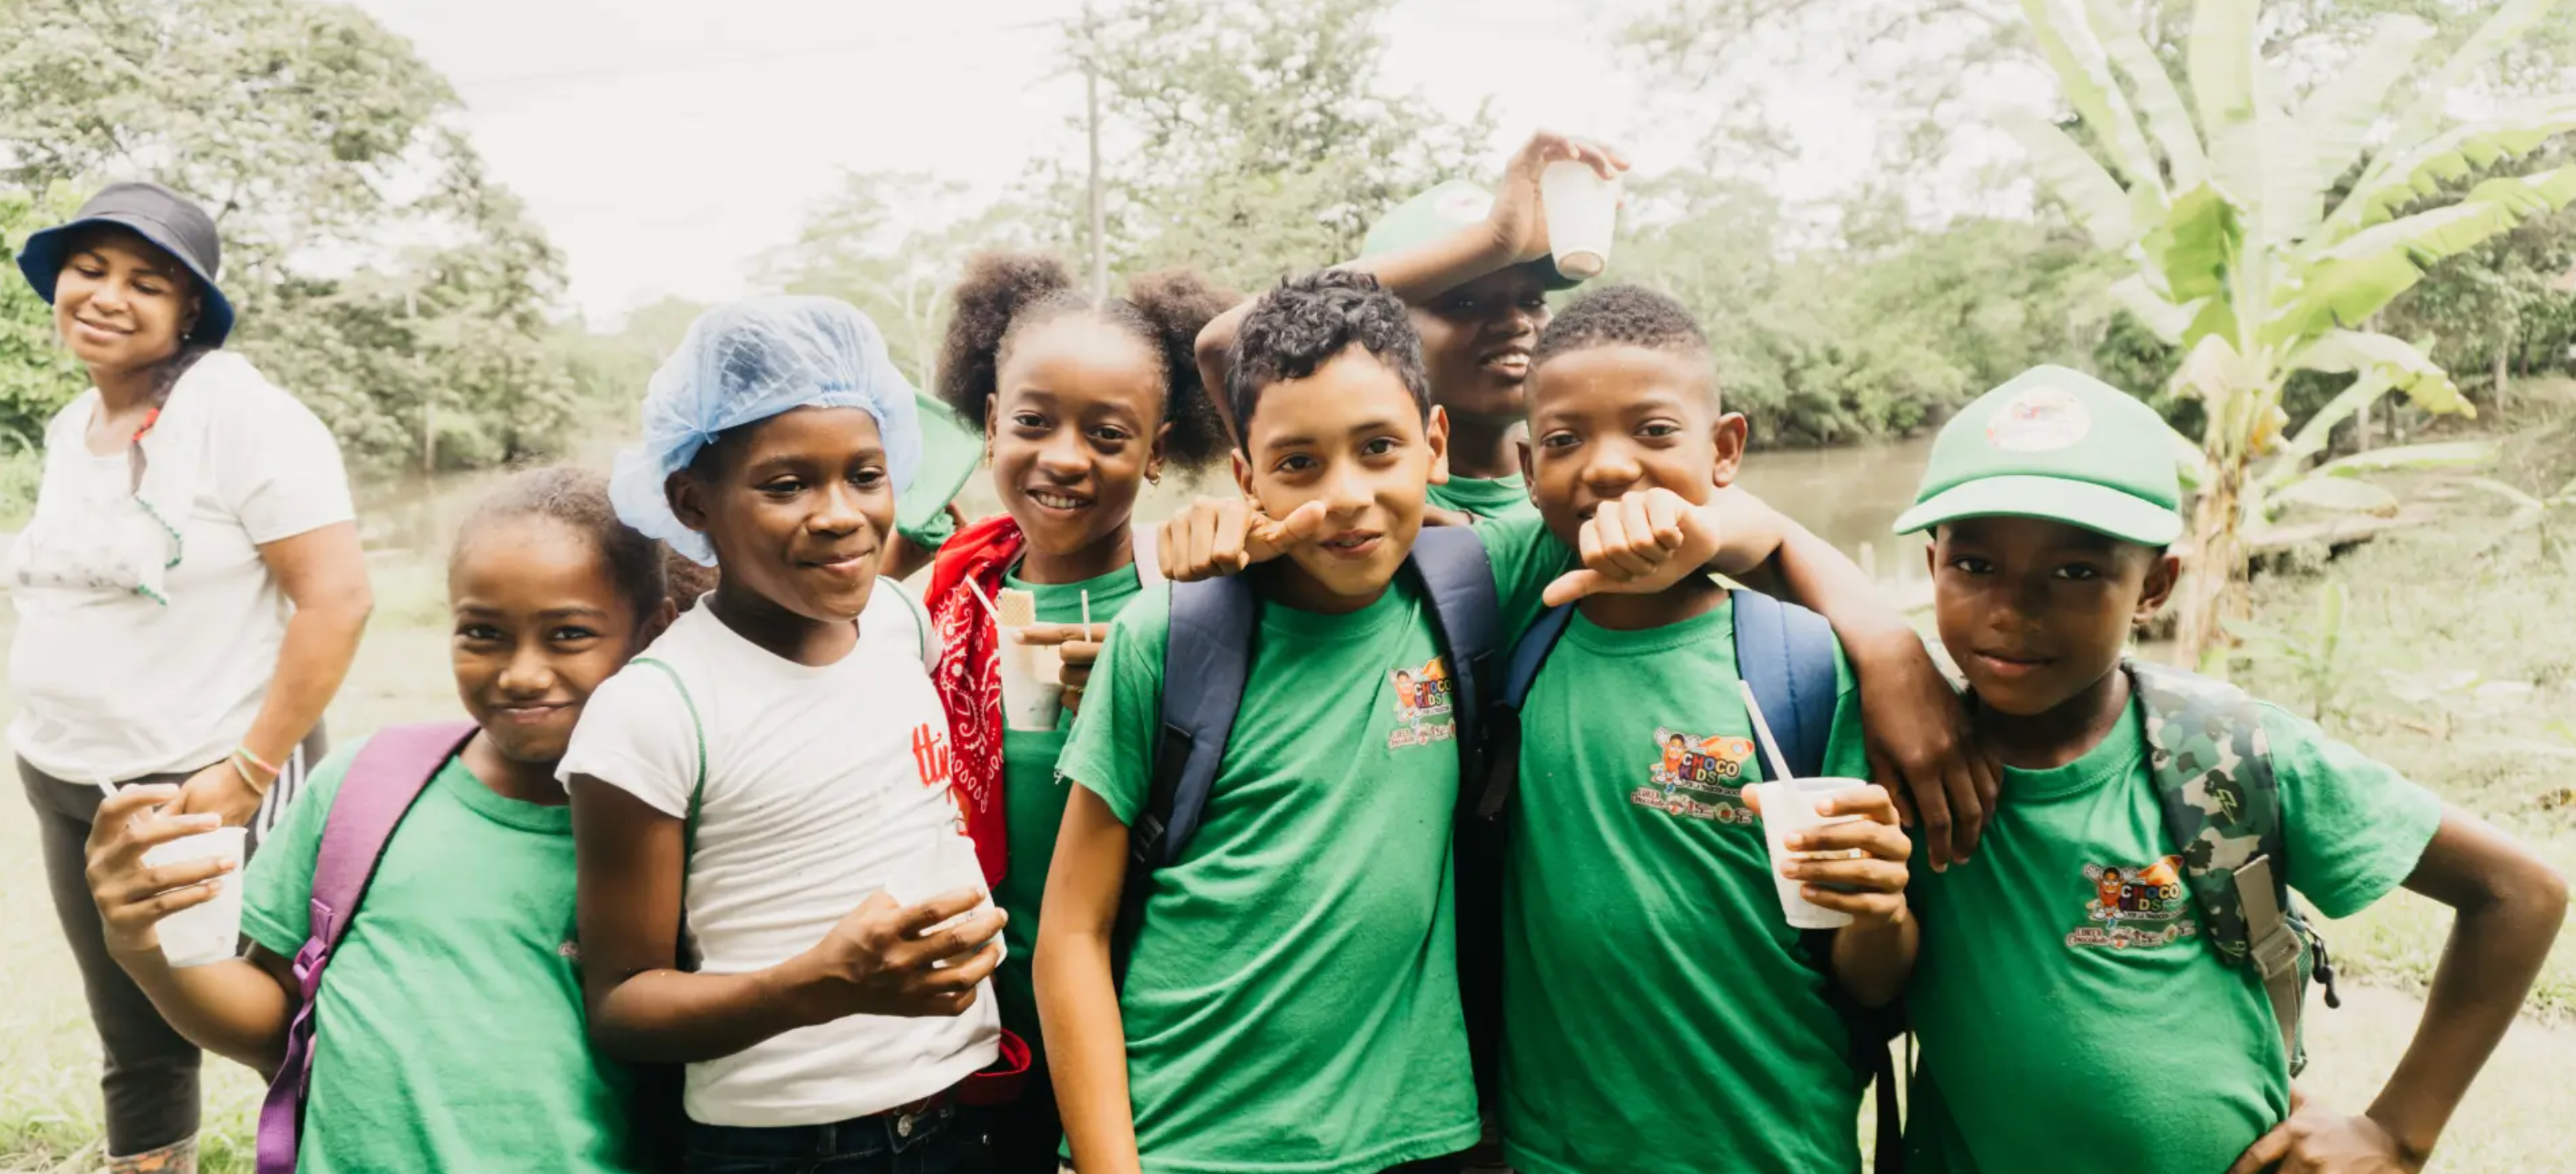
[344,0,1905,323]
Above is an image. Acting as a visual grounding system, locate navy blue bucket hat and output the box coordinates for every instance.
[16,181,236,347]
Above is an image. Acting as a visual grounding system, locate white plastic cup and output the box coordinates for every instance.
[1539,159,1621,280]
[1749,778,1866,930]
[143,825,248,967]
[997,630,1065,733]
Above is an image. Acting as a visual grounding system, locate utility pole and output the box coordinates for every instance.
[1084,2,1108,302]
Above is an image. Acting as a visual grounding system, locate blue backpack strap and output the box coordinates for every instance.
[1475,603,1575,818]
[1140,576,1260,868]
[1110,575,1257,986]
[1733,589,1901,1171]
[1731,588,1838,782]
[1405,525,1499,786]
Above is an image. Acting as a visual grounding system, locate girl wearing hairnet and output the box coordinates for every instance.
[561,296,1015,1173]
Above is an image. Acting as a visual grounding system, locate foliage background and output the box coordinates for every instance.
[2,0,2570,531]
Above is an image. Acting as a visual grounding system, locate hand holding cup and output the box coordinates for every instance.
[1748,782,1913,929]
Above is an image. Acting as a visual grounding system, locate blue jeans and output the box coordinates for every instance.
[682,1104,963,1174]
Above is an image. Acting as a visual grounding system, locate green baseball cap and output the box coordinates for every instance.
[1894,365,2184,546]
[1362,180,1584,290]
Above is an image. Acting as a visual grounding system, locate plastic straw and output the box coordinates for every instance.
[1080,589,1093,633]
[964,577,1000,620]
[1737,680,1798,784]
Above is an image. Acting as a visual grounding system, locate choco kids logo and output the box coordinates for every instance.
[1634,728,1759,823]
[2067,854,2198,949]
[1387,657,1458,750]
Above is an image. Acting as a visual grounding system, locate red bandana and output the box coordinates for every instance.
[924,513,1026,889]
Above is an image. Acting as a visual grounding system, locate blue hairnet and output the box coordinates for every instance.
[610,296,924,566]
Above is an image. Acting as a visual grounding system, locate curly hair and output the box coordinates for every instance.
[1224,269,1429,437]
[936,251,1234,469]
[453,466,671,622]
[1530,284,1712,368]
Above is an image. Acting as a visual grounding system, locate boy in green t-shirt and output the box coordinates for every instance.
[1495,286,1917,1174]
[1036,270,1756,1174]
[1886,367,2568,1174]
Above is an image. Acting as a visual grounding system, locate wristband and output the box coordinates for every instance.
[229,749,276,797]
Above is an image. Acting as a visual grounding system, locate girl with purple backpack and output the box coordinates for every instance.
[82,466,677,1173]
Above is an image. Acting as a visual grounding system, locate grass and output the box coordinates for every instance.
[3,402,2574,1170]
[2232,388,2576,1023]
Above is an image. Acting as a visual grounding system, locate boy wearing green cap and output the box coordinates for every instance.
[1886,366,2566,1173]
[1194,131,1628,526]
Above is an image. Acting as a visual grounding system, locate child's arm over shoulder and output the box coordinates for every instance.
[1709,487,1998,873]
[1036,588,1169,1174]
[2226,711,2569,1173]
[563,662,1004,1064]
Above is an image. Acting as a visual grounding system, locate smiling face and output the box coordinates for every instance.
[1411,265,1551,424]
[1523,343,1745,554]
[1234,348,1449,611]
[1928,516,2180,717]
[671,406,896,624]
[51,227,198,376]
[988,314,1168,561]
[449,516,652,766]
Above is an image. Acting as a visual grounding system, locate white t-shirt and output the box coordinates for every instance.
[557,581,1000,1128]
[7,354,354,782]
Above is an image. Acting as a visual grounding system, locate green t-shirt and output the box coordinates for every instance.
[243,739,643,1174]
[994,561,1145,1066]
[1052,518,1563,1174]
[1428,473,1538,522]
[1500,601,1872,1174]
[1902,700,2442,1174]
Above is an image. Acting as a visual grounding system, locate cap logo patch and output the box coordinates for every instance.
[1987,386,2091,452]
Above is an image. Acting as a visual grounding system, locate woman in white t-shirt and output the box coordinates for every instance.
[8,182,372,1174]
[563,296,1008,1174]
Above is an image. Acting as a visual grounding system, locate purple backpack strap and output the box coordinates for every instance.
[255,721,477,1174]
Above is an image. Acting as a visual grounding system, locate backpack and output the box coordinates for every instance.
[1112,525,1499,972]
[1482,588,1906,1174]
[2127,658,2340,1076]
[255,721,481,1174]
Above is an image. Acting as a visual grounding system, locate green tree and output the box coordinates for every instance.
[0,182,85,452]
[0,0,582,481]
[1075,0,1497,289]
[759,171,1059,388]
[2010,0,2576,667]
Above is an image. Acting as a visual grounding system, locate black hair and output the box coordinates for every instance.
[937,251,1234,470]
[1224,269,1429,438]
[662,549,717,614]
[453,466,671,623]
[1531,284,1712,368]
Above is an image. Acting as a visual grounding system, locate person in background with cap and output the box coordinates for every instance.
[1858,366,2564,1174]
[1192,130,1621,527]
[10,181,371,1172]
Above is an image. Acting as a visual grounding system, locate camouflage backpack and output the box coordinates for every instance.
[2128,658,2342,1075]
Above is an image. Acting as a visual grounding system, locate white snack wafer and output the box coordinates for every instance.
[996,587,1037,629]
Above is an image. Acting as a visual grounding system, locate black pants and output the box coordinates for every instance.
[682,1105,964,1174]
[970,1066,1063,1174]
[18,730,322,1156]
